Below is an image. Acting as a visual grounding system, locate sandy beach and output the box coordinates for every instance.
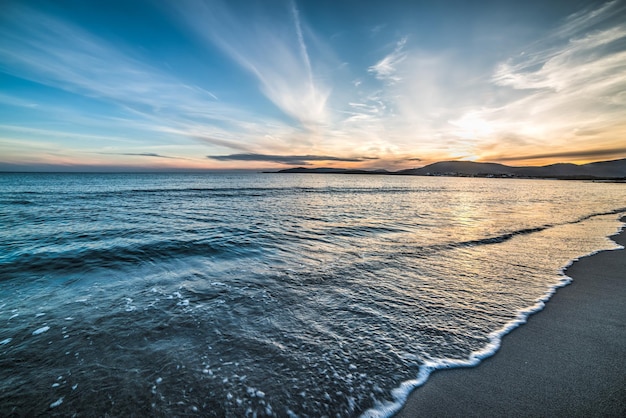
[396,216,626,417]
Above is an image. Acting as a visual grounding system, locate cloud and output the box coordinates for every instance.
[493,26,626,92]
[0,5,281,154]
[175,0,330,128]
[452,1,626,161]
[492,0,626,97]
[491,146,626,163]
[208,153,377,165]
[371,24,387,36]
[2,1,624,170]
[368,37,408,83]
[0,8,218,113]
[556,0,623,39]
[98,152,191,160]
[351,1,626,165]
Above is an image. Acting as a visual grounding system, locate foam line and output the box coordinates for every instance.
[362,212,625,418]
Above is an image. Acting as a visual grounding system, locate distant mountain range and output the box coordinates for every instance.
[272,158,626,180]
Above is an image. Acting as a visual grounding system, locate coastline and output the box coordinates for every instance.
[394,216,626,417]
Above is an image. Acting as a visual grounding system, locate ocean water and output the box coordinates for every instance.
[1,172,624,417]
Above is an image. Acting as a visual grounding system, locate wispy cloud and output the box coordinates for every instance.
[0,4,293,157]
[457,1,626,163]
[348,1,626,165]
[175,0,330,128]
[208,153,376,166]
[368,37,408,83]
[1,1,624,170]
[0,8,216,114]
[556,0,623,39]
[493,26,626,92]
[493,146,626,162]
[98,152,191,160]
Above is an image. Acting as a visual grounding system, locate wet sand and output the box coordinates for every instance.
[396,217,626,417]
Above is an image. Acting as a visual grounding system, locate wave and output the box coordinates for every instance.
[0,200,35,205]
[458,207,626,248]
[361,210,626,418]
[0,238,261,281]
[2,186,441,202]
[327,224,409,237]
[402,207,626,256]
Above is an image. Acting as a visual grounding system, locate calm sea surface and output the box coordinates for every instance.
[1,173,625,417]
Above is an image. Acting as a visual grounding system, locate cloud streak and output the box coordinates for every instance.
[368,37,408,83]
[455,0,626,163]
[492,146,626,163]
[175,0,330,128]
[0,9,214,115]
[1,1,625,170]
[98,152,191,160]
[208,153,377,166]
[0,4,303,158]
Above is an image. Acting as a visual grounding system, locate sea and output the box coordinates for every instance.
[1,172,625,417]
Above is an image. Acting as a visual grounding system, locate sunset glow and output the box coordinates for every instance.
[1,0,625,171]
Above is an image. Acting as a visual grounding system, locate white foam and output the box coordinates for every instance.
[32,326,50,335]
[362,214,626,418]
[0,338,12,345]
[363,279,580,418]
[50,397,64,408]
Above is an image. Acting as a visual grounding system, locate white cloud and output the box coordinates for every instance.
[0,9,218,114]
[368,37,408,83]
[175,0,330,128]
[493,26,626,92]
[468,1,626,161]
[556,0,622,39]
[2,1,624,169]
[0,4,325,158]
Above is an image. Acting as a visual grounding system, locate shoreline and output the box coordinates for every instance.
[394,216,626,417]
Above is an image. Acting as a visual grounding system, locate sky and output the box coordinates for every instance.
[1,0,625,171]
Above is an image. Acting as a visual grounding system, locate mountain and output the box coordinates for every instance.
[398,158,626,179]
[271,158,626,180]
[397,161,512,176]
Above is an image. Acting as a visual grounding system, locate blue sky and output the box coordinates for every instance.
[1,0,625,171]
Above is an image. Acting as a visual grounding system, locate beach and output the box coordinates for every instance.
[396,216,626,417]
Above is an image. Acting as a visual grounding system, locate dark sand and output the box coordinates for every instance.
[396,217,626,417]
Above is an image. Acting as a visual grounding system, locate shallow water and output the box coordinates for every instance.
[1,173,624,417]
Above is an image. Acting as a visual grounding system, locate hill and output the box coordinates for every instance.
[271,158,626,180]
[397,158,626,179]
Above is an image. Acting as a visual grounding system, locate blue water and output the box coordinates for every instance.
[1,173,625,417]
